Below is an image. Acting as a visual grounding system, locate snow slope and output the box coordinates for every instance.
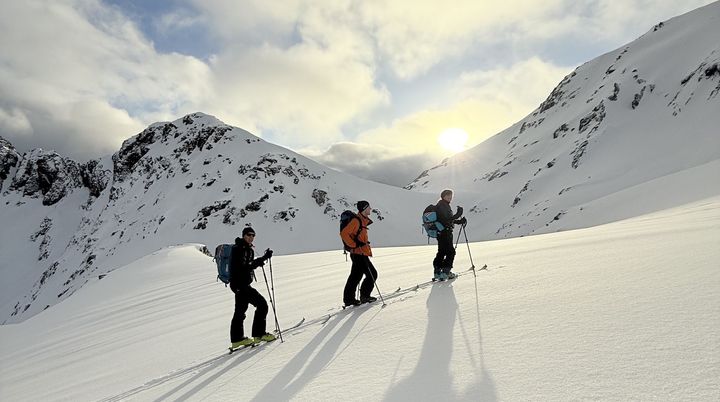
[1,196,718,401]
[405,2,720,239]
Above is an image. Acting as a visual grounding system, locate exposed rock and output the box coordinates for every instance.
[9,149,83,205]
[0,136,20,191]
[80,160,110,198]
[538,71,576,113]
[579,101,606,134]
[632,86,647,109]
[312,189,328,206]
[553,124,569,139]
[608,83,620,101]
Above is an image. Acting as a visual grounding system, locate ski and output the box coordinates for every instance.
[275,317,305,333]
[228,341,269,355]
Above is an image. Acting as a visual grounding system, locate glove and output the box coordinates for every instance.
[263,248,273,260]
[456,206,464,216]
[455,217,467,225]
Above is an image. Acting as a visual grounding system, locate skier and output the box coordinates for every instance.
[340,200,379,306]
[433,189,466,281]
[229,226,277,349]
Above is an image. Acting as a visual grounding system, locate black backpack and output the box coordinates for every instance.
[339,210,362,251]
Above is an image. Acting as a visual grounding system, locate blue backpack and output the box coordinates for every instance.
[214,244,233,285]
[422,204,445,238]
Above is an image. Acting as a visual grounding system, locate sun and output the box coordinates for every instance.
[437,128,469,153]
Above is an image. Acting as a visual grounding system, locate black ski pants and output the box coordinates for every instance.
[230,285,268,341]
[433,229,455,274]
[344,254,378,303]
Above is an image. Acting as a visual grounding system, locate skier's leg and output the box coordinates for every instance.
[344,254,364,304]
[444,232,456,273]
[230,290,250,342]
[360,256,378,299]
[247,286,269,338]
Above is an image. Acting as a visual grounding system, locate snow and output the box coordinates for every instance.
[1,197,718,401]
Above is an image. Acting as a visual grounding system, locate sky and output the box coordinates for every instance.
[0,0,714,186]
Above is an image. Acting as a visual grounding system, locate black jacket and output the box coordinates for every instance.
[230,237,266,290]
[435,199,463,231]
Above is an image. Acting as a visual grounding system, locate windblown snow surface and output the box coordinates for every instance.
[1,193,718,401]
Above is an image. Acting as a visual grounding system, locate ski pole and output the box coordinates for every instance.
[260,262,283,342]
[364,260,386,307]
[461,222,475,270]
[268,257,283,342]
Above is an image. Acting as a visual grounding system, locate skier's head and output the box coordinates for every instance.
[357,200,370,212]
[357,200,371,216]
[242,226,256,244]
[440,189,454,202]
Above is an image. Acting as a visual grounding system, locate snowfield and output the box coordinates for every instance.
[1,196,718,401]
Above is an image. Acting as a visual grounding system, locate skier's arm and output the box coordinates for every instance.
[452,206,463,220]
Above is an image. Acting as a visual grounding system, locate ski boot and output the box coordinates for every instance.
[446,271,458,280]
[255,333,277,343]
[231,337,258,350]
[360,296,377,304]
[433,272,445,281]
[344,299,362,308]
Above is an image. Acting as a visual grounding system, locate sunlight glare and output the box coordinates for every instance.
[437,128,469,153]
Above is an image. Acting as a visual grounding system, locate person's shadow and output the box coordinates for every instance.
[384,280,498,401]
[383,283,459,401]
[252,307,371,401]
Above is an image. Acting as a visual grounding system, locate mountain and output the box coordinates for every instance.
[0,113,430,324]
[405,2,720,238]
[3,3,719,325]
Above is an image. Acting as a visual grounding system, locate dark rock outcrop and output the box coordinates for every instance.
[0,137,20,191]
[9,149,83,205]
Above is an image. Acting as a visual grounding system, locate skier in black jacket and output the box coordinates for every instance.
[229,226,276,349]
[433,189,466,280]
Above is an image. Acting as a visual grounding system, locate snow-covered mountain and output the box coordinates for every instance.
[0,113,430,324]
[406,2,720,238]
[2,3,719,326]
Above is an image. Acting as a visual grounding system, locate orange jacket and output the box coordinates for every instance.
[340,213,373,256]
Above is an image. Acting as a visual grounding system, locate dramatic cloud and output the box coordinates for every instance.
[311,57,571,186]
[305,142,434,187]
[0,0,210,159]
[0,0,715,180]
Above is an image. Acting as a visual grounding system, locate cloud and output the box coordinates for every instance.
[0,108,33,137]
[356,58,572,155]
[305,142,435,187]
[0,0,211,158]
[154,9,205,36]
[1,0,715,175]
[302,57,571,186]
[203,42,389,148]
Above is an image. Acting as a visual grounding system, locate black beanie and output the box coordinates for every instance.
[357,200,370,212]
[242,226,256,236]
